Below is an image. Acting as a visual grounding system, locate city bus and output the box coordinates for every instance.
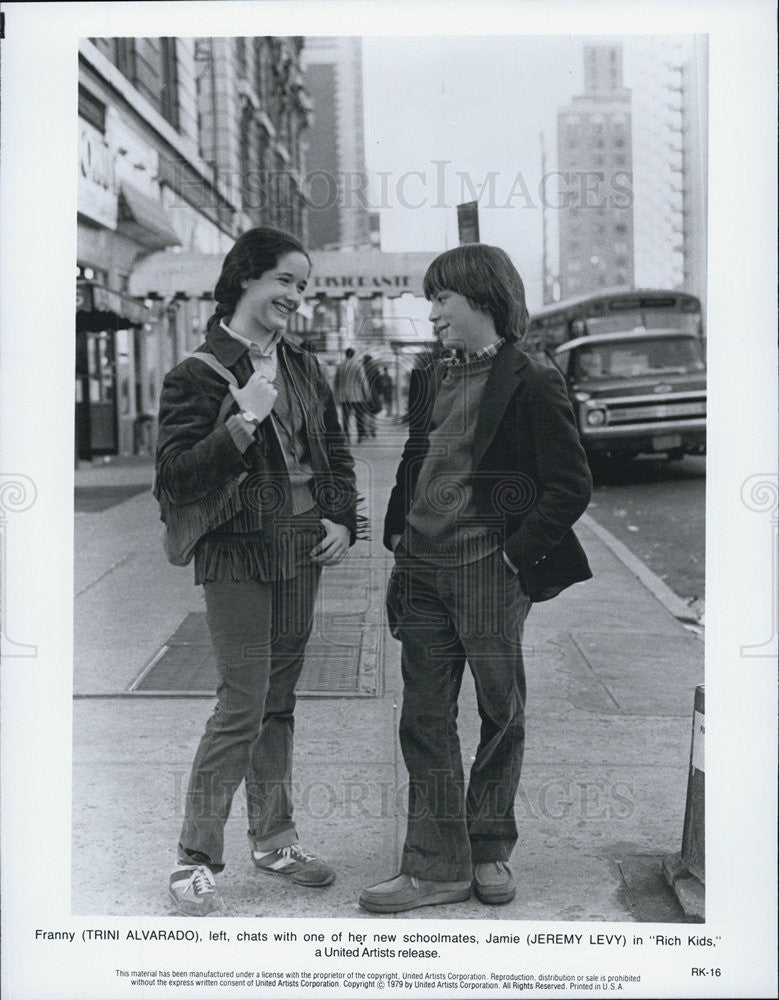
[526,289,706,463]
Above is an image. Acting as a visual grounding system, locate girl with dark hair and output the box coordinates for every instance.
[155,227,361,916]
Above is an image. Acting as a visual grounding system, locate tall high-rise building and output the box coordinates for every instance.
[627,36,707,302]
[302,37,372,251]
[556,43,635,299]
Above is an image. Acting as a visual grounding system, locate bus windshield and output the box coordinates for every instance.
[571,336,706,381]
[584,310,700,336]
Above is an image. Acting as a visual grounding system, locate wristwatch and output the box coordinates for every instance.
[240,410,260,426]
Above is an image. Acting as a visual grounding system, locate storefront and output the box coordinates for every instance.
[75,280,155,461]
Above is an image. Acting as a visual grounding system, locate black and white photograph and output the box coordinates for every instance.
[0,2,776,999]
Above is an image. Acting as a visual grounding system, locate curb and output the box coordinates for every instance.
[580,512,701,627]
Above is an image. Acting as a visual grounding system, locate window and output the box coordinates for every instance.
[160,37,179,129]
[114,38,137,81]
[120,38,179,130]
[236,37,247,78]
[254,39,269,101]
[239,105,254,179]
[79,86,106,132]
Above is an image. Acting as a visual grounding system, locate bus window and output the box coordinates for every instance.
[585,312,644,335]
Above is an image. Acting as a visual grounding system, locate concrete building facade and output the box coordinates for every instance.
[77,35,311,460]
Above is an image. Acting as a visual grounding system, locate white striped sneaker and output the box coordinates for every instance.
[169,864,223,916]
[250,841,335,887]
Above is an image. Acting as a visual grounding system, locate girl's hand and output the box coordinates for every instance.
[230,372,277,422]
[310,518,350,566]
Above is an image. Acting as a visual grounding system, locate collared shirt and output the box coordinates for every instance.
[441,337,505,369]
[219,319,315,516]
[220,318,279,381]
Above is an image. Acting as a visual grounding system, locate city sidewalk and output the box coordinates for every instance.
[72,415,704,920]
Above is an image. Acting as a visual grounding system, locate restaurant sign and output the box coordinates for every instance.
[312,274,412,293]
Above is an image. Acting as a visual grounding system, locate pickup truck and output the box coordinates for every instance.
[550,329,707,462]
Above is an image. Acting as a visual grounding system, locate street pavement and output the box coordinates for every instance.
[72,415,704,920]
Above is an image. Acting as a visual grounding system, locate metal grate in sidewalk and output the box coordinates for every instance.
[74,484,150,513]
[127,564,383,699]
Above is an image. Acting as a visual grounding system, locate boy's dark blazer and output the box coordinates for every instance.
[384,340,593,602]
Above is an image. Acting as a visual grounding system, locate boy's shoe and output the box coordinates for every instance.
[250,841,335,887]
[169,864,223,916]
[359,873,471,913]
[472,861,516,905]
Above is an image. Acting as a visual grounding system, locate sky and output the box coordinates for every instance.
[361,35,589,308]
[359,34,701,312]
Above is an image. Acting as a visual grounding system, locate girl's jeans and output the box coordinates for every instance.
[178,522,323,872]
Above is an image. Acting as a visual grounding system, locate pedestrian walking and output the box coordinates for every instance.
[333,347,370,443]
[362,353,383,437]
[359,243,593,914]
[154,227,362,917]
[378,365,394,415]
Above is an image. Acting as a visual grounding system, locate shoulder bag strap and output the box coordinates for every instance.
[188,351,239,387]
[189,351,239,425]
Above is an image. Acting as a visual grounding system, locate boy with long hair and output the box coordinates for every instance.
[360,244,593,913]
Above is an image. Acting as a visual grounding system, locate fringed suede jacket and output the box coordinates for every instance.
[154,320,363,584]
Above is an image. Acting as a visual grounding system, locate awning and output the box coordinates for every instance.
[129,249,438,301]
[76,280,152,331]
[117,183,181,251]
[129,251,220,299]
